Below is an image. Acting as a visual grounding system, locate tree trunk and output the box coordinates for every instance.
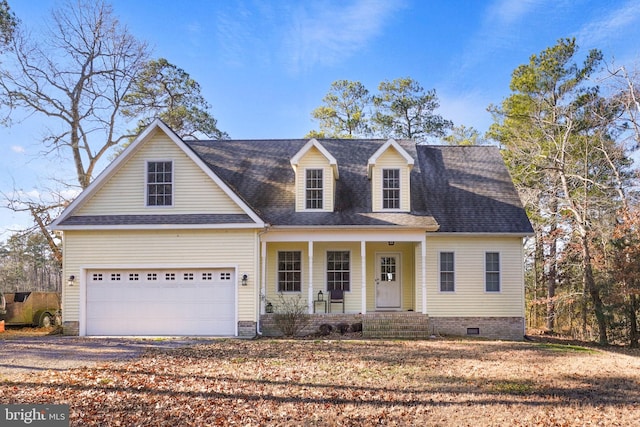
[546,205,558,332]
[533,227,544,328]
[582,233,608,345]
[629,293,639,349]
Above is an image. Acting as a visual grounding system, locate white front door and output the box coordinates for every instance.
[375,253,401,309]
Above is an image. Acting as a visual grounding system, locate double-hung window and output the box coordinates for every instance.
[305,169,323,209]
[485,252,500,292]
[147,161,173,206]
[278,251,301,292]
[439,252,455,292]
[382,168,400,209]
[327,251,350,292]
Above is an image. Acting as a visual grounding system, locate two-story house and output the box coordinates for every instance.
[51,119,533,340]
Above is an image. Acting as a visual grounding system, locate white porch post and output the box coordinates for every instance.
[308,241,314,314]
[260,240,267,314]
[361,240,367,314]
[421,237,427,314]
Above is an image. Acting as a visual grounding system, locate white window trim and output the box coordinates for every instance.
[381,168,402,211]
[145,160,174,208]
[484,251,501,293]
[304,167,324,211]
[326,249,352,293]
[439,251,455,293]
[276,250,303,293]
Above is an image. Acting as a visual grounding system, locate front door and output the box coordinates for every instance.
[375,253,401,309]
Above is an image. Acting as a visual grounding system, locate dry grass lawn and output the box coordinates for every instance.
[1,337,639,426]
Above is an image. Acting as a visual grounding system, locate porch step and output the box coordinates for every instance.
[363,312,431,339]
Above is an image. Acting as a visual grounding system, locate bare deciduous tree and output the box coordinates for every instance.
[0,0,149,190]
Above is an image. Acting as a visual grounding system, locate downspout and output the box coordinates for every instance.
[361,240,367,314]
[421,235,427,314]
[256,225,270,336]
[308,241,314,314]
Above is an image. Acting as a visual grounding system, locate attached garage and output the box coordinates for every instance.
[85,268,236,336]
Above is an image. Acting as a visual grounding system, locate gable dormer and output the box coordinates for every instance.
[290,139,339,212]
[368,139,414,212]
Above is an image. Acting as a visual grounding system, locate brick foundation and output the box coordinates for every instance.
[261,314,524,340]
[238,321,257,337]
[430,316,524,341]
[64,316,524,340]
[260,312,432,338]
[63,321,80,336]
[363,312,431,338]
[260,313,362,337]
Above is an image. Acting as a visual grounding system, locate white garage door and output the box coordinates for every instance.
[86,268,236,336]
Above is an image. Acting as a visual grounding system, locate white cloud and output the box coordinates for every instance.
[575,0,640,47]
[11,145,25,154]
[284,0,407,72]
[212,0,406,73]
[485,0,539,26]
[59,188,81,201]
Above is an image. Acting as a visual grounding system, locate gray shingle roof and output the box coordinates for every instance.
[57,132,532,234]
[186,139,533,234]
[418,145,533,233]
[58,214,254,226]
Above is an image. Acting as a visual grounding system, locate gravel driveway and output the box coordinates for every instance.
[0,336,214,379]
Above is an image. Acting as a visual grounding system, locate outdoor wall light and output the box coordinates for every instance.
[68,275,75,286]
[265,302,273,313]
[241,273,248,286]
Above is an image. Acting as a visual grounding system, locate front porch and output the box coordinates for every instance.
[260,312,432,338]
[260,230,430,316]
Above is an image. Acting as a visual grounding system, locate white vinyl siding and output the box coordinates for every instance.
[294,146,334,212]
[371,148,410,212]
[61,229,258,326]
[425,236,524,317]
[76,132,245,215]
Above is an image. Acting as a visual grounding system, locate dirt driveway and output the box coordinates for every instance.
[0,334,217,379]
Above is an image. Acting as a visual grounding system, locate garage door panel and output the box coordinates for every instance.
[86,268,236,336]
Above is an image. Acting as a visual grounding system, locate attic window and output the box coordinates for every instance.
[305,169,323,209]
[382,168,400,209]
[147,161,173,206]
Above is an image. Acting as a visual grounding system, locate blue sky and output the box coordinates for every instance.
[2,0,640,237]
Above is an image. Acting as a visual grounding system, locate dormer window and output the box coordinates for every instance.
[291,139,339,212]
[368,139,413,213]
[147,161,173,206]
[382,168,400,209]
[306,169,324,209]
